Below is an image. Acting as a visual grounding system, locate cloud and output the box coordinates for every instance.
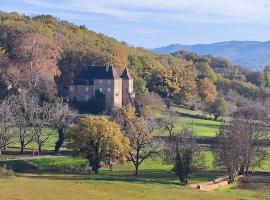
[17,0,270,24]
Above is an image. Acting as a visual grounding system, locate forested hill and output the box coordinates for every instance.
[1,11,270,103]
[151,41,270,70]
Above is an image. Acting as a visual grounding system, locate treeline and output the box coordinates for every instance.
[0,11,270,108]
[173,51,270,100]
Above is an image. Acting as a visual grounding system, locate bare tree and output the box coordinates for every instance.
[159,111,177,137]
[215,122,242,182]
[0,100,15,154]
[215,102,270,183]
[6,91,38,154]
[31,102,56,153]
[112,106,161,176]
[51,101,75,154]
[136,92,166,119]
[126,117,160,176]
[164,128,200,186]
[3,90,74,154]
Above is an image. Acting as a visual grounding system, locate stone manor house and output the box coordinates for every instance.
[68,65,134,111]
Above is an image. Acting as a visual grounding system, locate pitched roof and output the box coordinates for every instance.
[73,65,119,84]
[120,67,133,80]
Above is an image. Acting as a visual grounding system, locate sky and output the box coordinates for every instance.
[1,0,270,48]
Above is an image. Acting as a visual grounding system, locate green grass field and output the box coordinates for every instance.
[1,107,269,199]
[0,175,244,200]
[153,107,221,138]
[0,150,223,184]
[0,154,269,200]
[8,128,59,150]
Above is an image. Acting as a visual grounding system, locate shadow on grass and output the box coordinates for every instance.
[22,171,180,186]
[0,159,225,186]
[14,168,224,186]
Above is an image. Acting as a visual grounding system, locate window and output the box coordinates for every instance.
[70,86,73,91]
[85,86,89,91]
[85,95,89,100]
[108,88,111,92]
[108,80,110,84]
[100,80,102,84]
[99,88,102,92]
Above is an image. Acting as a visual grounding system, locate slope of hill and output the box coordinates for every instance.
[152,41,270,70]
[1,11,270,103]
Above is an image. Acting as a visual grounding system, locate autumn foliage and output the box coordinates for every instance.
[67,116,129,174]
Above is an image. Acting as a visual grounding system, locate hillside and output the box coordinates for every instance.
[151,41,270,70]
[1,11,270,105]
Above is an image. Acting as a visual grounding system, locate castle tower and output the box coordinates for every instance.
[121,67,134,106]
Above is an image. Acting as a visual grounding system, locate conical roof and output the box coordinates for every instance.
[120,67,133,80]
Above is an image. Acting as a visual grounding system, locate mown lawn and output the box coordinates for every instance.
[217,181,270,200]
[0,147,225,185]
[153,107,221,138]
[0,175,241,200]
[0,149,269,200]
[1,107,269,200]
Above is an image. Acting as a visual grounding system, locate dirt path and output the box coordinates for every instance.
[0,155,66,161]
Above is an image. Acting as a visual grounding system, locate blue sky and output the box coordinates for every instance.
[1,0,270,48]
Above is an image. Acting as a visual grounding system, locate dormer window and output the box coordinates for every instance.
[100,80,102,84]
[108,80,110,84]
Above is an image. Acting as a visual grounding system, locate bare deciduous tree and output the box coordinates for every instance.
[0,101,15,154]
[215,102,270,183]
[6,91,37,154]
[52,101,75,154]
[164,128,200,186]
[31,102,55,153]
[126,117,161,176]
[112,106,161,176]
[136,92,166,119]
[159,111,177,137]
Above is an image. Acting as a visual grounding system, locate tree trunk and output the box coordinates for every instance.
[92,164,99,174]
[89,158,100,174]
[55,127,64,154]
[228,171,236,184]
[239,165,245,175]
[135,165,139,176]
[20,143,24,154]
[180,177,188,186]
[38,144,42,154]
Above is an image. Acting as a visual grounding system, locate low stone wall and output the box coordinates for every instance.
[194,180,228,191]
[190,175,243,191]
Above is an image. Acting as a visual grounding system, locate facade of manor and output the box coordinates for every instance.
[68,65,134,111]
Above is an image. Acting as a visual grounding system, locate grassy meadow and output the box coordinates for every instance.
[153,106,221,138]
[1,107,270,200]
[0,155,269,200]
[0,175,243,200]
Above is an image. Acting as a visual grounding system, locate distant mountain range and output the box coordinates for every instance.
[151,41,270,70]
